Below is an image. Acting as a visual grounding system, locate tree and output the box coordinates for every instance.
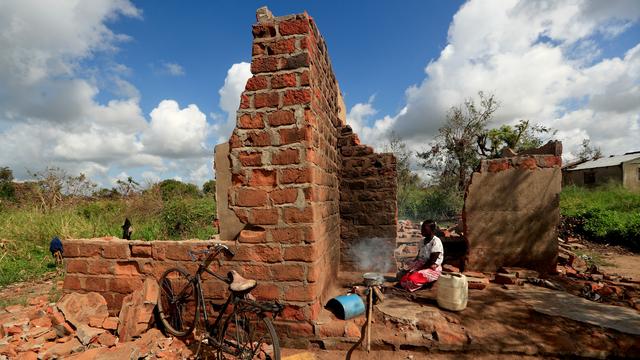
[384,133,423,218]
[418,92,499,191]
[157,179,200,200]
[202,180,216,196]
[577,139,603,162]
[478,119,553,158]
[115,176,141,197]
[0,166,15,201]
[28,167,97,209]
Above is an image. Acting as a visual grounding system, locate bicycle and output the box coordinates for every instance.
[156,243,283,359]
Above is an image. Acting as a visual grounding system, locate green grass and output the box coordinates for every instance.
[0,194,217,287]
[560,184,640,249]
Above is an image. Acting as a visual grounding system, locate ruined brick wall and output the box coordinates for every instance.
[338,126,397,271]
[62,240,220,314]
[222,9,344,329]
[463,147,562,273]
[62,238,320,332]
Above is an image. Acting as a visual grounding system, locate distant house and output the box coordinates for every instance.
[563,151,640,191]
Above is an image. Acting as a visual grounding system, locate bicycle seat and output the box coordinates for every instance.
[228,270,257,292]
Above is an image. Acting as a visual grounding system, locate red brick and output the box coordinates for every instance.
[275,321,314,337]
[299,70,310,86]
[269,38,296,54]
[238,229,267,243]
[236,188,268,207]
[279,127,311,145]
[271,73,297,89]
[84,277,108,292]
[102,317,119,330]
[254,92,280,108]
[281,305,306,321]
[270,188,298,205]
[249,169,276,186]
[252,23,276,38]
[233,208,248,223]
[235,264,273,281]
[239,94,251,109]
[245,131,271,147]
[65,259,87,274]
[201,280,229,299]
[30,316,52,328]
[251,208,279,225]
[230,133,242,149]
[283,283,317,302]
[543,155,562,167]
[75,242,101,257]
[304,109,316,126]
[109,277,143,294]
[270,228,300,243]
[307,262,321,282]
[280,53,310,71]
[308,300,323,321]
[102,243,129,259]
[283,245,315,261]
[318,320,345,337]
[239,151,262,166]
[268,110,295,126]
[488,160,510,173]
[86,260,112,275]
[251,57,278,73]
[232,172,246,186]
[272,148,300,165]
[238,113,265,129]
[279,18,310,35]
[114,262,140,276]
[131,245,151,257]
[280,168,312,184]
[252,283,281,300]
[271,264,305,281]
[252,43,265,56]
[518,158,537,170]
[245,76,269,91]
[283,89,311,106]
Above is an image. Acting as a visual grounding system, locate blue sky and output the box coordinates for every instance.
[1,0,639,187]
[102,1,463,127]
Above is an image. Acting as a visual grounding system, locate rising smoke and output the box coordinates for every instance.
[347,237,396,273]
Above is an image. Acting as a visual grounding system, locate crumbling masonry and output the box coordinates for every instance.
[59,7,563,344]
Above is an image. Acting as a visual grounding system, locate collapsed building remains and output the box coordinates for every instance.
[59,7,564,343]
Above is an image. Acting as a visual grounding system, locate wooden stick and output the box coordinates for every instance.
[366,289,372,352]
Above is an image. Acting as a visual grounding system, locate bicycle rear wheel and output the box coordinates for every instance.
[157,267,200,337]
[216,307,280,360]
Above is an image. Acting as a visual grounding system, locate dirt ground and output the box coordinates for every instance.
[600,255,640,280]
[1,240,639,359]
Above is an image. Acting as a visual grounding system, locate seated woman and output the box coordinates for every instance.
[398,220,444,292]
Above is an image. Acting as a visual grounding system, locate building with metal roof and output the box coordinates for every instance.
[563,151,640,191]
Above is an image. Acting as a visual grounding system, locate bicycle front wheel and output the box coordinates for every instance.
[217,308,280,360]
[157,267,200,337]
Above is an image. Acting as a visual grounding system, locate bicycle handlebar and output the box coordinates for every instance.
[187,244,235,262]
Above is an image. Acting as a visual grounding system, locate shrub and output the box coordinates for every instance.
[157,179,201,201]
[560,184,640,250]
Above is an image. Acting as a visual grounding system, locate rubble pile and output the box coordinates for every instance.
[0,278,192,360]
[556,237,640,310]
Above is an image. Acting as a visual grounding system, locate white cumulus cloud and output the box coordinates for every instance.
[213,62,252,143]
[353,0,640,159]
[142,100,209,158]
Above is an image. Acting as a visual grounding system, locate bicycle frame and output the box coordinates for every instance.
[170,245,283,357]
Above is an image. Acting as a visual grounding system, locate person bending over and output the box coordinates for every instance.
[399,220,444,292]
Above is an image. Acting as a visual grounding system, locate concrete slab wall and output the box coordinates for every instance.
[463,154,562,273]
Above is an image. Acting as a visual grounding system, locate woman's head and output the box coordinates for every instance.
[421,219,437,238]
